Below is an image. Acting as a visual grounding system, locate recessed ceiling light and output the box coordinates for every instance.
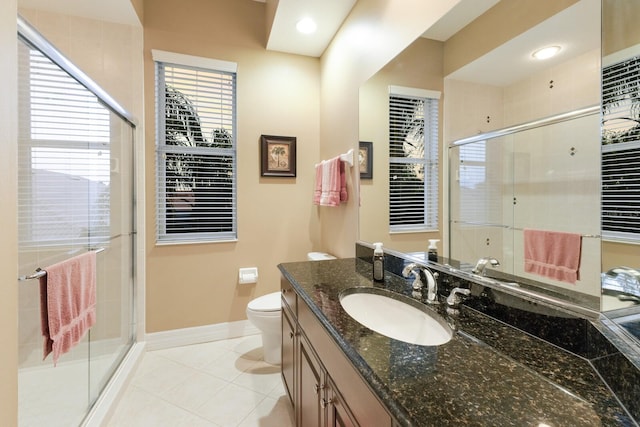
[296,17,317,34]
[532,46,561,60]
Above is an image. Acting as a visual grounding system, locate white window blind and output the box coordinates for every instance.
[602,55,640,241]
[458,141,497,224]
[155,55,237,243]
[18,43,111,248]
[388,91,439,231]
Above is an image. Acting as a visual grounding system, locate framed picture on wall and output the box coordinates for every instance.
[260,135,297,177]
[359,141,373,179]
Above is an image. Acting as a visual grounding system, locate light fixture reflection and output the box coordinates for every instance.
[296,17,317,34]
[532,45,561,60]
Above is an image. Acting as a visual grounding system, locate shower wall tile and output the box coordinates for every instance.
[444,79,503,141]
[503,48,600,126]
[18,7,142,116]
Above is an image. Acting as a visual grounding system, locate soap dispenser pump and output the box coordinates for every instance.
[428,239,440,262]
[373,242,385,282]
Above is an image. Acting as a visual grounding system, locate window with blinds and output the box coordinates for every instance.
[155,54,237,243]
[602,55,640,241]
[17,44,111,248]
[389,91,439,232]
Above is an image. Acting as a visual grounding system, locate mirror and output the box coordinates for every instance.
[599,0,640,341]
[359,0,619,312]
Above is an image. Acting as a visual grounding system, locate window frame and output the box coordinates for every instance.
[388,86,440,233]
[153,50,238,245]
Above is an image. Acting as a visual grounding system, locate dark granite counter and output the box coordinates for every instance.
[278,257,638,426]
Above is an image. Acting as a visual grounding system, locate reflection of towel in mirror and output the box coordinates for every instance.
[313,162,323,205]
[524,229,582,284]
[40,251,97,366]
[314,156,347,206]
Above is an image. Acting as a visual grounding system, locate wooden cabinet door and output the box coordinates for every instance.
[299,334,324,427]
[281,306,296,407]
[326,377,358,427]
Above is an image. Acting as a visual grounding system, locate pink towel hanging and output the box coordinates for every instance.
[314,156,349,207]
[40,251,97,366]
[523,229,582,284]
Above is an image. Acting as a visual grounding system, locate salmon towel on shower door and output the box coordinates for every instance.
[40,251,97,366]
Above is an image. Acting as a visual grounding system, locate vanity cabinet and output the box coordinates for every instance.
[299,331,359,427]
[281,303,296,404]
[281,276,392,427]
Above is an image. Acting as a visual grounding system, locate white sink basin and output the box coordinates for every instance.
[339,287,453,346]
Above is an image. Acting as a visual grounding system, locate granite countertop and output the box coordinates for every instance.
[278,258,636,426]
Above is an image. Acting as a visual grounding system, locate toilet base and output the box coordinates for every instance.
[261,331,281,365]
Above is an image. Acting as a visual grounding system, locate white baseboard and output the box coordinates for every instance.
[144,320,260,351]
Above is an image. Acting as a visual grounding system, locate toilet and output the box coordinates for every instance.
[246,252,336,365]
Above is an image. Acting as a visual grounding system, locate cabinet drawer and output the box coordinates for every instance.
[281,276,297,316]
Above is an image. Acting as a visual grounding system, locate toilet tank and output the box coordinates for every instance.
[307,252,336,261]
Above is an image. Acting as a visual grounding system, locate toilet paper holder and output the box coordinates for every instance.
[239,267,259,284]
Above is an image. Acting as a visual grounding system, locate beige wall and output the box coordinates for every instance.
[359,37,444,252]
[319,0,460,258]
[143,0,322,332]
[603,0,640,56]
[144,0,461,331]
[0,0,18,424]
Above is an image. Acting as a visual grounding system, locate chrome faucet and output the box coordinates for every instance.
[472,257,500,276]
[446,287,471,307]
[402,263,439,303]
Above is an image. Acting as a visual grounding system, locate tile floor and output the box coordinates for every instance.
[106,335,295,427]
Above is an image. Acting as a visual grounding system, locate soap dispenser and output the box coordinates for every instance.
[373,242,385,282]
[428,239,440,262]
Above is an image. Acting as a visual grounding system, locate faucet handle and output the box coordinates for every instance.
[446,287,471,307]
[402,263,418,278]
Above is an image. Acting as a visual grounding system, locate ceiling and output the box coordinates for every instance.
[17,0,498,56]
[263,0,500,57]
[17,0,600,87]
[447,0,600,86]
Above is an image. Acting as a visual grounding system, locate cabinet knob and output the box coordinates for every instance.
[314,383,325,394]
[282,288,288,294]
[320,397,334,408]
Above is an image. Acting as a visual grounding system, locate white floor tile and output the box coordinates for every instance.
[194,382,267,426]
[163,370,229,413]
[237,395,295,427]
[154,340,230,370]
[106,336,293,427]
[200,349,258,382]
[232,363,282,395]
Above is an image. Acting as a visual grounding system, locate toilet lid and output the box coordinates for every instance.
[248,292,281,312]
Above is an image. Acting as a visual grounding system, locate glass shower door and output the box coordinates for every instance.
[17,22,136,427]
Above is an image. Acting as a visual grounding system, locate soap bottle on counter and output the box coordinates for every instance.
[428,239,440,262]
[373,242,385,282]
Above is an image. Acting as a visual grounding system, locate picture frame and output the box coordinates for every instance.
[260,135,297,177]
[359,141,373,179]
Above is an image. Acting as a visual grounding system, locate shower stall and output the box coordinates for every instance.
[16,17,137,426]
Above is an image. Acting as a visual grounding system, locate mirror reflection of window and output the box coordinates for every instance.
[602,54,640,241]
[388,88,439,232]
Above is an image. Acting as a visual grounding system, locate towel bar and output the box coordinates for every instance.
[18,247,105,281]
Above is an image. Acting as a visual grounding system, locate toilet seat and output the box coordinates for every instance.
[247,291,281,312]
